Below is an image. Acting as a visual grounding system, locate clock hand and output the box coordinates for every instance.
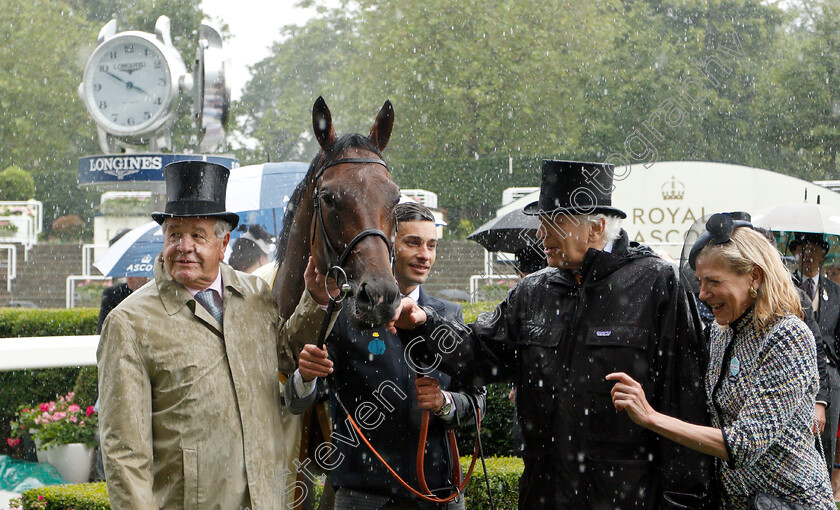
[103,70,148,95]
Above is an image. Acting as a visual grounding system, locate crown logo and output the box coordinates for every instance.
[141,254,153,264]
[661,176,685,200]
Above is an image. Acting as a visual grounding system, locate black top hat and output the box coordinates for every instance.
[151,161,239,230]
[788,232,830,253]
[523,160,626,219]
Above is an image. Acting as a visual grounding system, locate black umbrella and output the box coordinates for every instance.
[467,208,541,253]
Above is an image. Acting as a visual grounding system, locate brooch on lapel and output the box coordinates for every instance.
[368,332,386,355]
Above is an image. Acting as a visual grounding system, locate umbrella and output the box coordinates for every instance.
[752,203,840,236]
[93,162,310,277]
[467,208,541,253]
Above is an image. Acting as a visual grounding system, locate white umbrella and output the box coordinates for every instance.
[752,203,840,237]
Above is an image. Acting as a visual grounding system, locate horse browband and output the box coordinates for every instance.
[313,157,389,182]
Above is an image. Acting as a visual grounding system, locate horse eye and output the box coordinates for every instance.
[320,192,335,207]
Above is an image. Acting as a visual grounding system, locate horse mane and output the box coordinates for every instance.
[274,133,384,265]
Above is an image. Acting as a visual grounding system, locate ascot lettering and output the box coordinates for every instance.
[126,263,153,273]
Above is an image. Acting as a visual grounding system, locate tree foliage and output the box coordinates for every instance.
[0,166,36,201]
[237,0,836,232]
[0,0,206,235]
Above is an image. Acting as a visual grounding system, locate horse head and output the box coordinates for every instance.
[308,97,401,328]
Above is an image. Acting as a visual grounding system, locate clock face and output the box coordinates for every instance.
[83,35,173,135]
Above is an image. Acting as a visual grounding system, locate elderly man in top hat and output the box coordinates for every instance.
[392,160,715,508]
[97,161,338,510]
[790,232,840,476]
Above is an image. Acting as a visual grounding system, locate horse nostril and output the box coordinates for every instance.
[356,282,371,307]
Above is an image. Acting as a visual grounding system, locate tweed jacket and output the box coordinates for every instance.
[97,255,333,510]
[706,310,833,509]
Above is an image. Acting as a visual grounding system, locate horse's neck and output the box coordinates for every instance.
[274,183,315,320]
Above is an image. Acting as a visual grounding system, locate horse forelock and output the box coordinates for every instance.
[273,133,386,266]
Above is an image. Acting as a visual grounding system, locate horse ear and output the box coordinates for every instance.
[368,100,394,151]
[312,96,336,150]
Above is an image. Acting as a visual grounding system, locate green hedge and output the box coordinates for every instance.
[0,308,99,459]
[460,300,498,324]
[0,308,98,338]
[21,482,109,510]
[20,457,524,510]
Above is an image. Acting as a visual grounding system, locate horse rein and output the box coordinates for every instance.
[308,156,484,504]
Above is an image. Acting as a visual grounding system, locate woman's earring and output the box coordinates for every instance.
[749,287,758,298]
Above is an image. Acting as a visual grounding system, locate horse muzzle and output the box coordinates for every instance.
[345,277,401,329]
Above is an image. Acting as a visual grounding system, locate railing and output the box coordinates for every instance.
[82,243,107,276]
[0,335,99,371]
[0,243,17,292]
[469,273,521,303]
[65,275,111,309]
[0,200,43,261]
[0,200,43,234]
[0,215,34,260]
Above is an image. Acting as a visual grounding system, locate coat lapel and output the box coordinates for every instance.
[154,255,238,337]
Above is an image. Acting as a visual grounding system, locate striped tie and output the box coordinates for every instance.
[195,289,223,326]
[804,278,817,301]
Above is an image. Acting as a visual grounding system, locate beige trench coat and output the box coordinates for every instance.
[252,263,333,510]
[98,256,334,510]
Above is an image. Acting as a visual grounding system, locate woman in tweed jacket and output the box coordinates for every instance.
[608,214,833,509]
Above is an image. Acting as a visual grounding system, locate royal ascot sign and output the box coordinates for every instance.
[611,161,840,255]
[78,154,239,189]
[499,161,840,259]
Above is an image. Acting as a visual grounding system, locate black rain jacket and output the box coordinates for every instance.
[402,230,716,509]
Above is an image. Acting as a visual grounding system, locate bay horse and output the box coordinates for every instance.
[271,96,401,329]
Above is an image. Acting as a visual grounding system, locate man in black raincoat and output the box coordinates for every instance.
[394,160,715,509]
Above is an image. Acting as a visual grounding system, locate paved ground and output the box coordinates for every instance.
[0,491,20,508]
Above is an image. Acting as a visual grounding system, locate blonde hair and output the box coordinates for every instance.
[697,227,802,328]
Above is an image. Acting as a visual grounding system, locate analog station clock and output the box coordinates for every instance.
[83,35,172,134]
[80,16,191,152]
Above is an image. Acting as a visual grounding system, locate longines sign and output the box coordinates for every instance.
[78,154,239,187]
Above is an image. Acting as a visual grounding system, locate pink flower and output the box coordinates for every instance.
[39,403,49,412]
[79,421,85,426]
[34,417,41,425]
[67,404,80,413]
[38,495,44,501]
[48,402,56,412]
[22,408,30,413]
[6,438,20,447]
[66,392,74,399]
[52,412,65,421]
[85,406,95,417]
[69,415,77,423]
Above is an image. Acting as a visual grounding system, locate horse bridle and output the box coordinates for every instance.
[310,156,395,300]
[308,156,484,505]
[311,156,397,350]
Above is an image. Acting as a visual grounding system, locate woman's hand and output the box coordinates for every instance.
[606,372,658,428]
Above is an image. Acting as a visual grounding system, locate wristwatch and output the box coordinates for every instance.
[435,391,453,416]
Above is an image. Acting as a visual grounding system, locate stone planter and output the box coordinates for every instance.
[36,443,94,483]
